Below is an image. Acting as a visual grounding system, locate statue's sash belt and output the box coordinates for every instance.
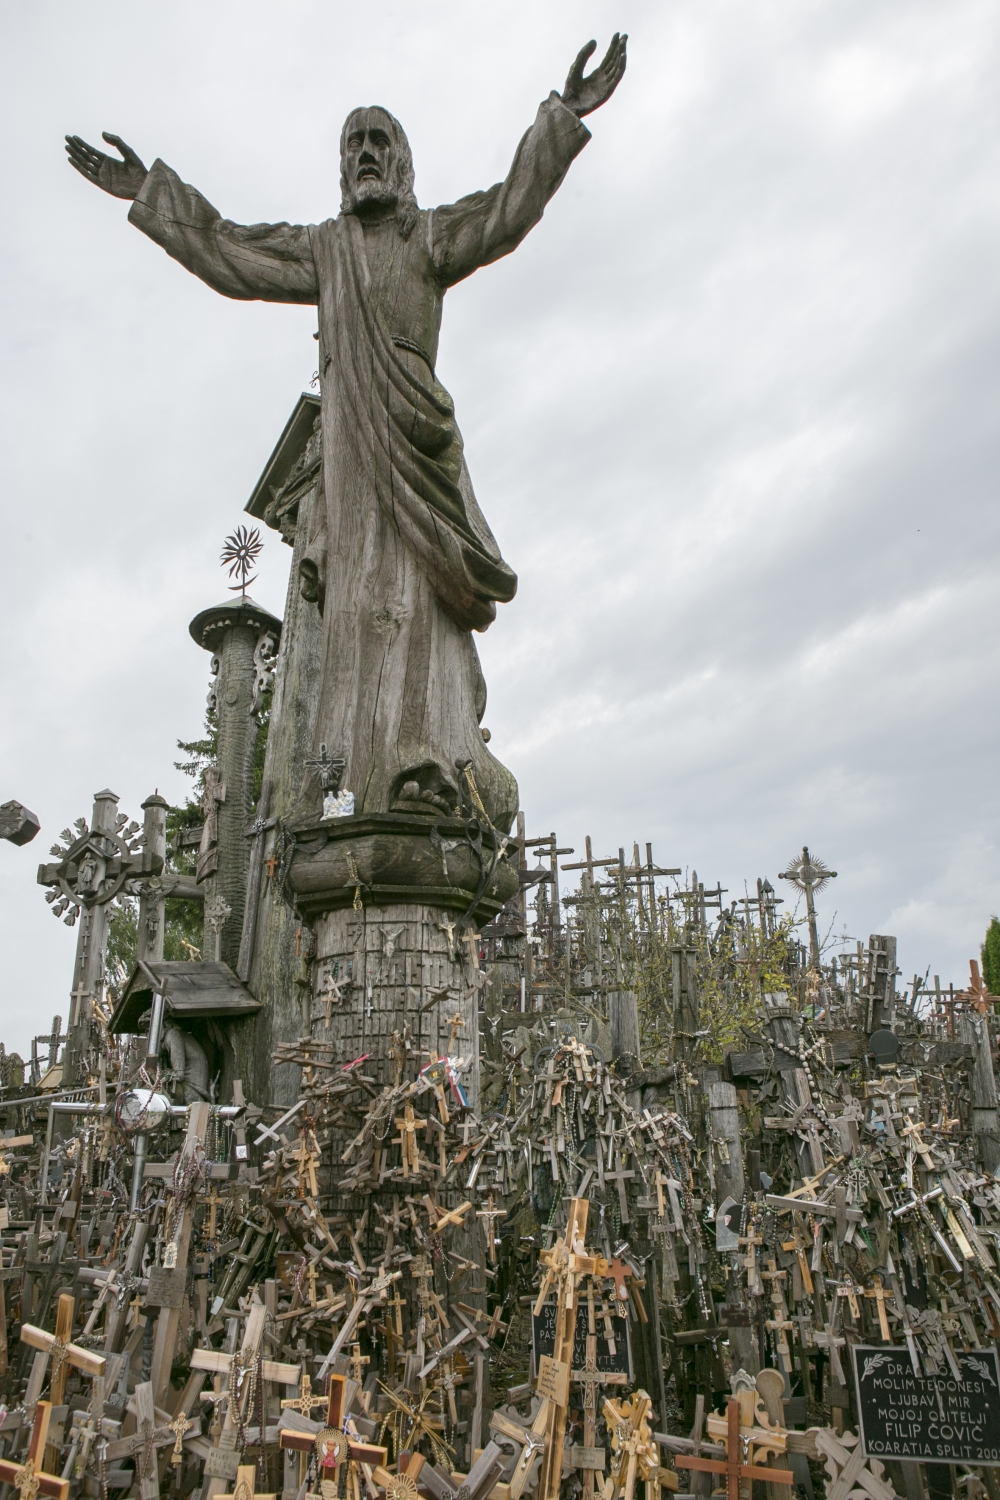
[391,334,434,371]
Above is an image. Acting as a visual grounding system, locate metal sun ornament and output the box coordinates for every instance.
[778,846,837,895]
[220,525,264,596]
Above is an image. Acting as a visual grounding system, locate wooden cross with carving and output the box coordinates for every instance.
[780,1229,814,1296]
[865,1275,895,1341]
[760,1259,794,1373]
[292,1131,321,1197]
[204,1185,224,1242]
[169,1409,195,1467]
[394,1103,426,1178]
[444,1010,465,1050]
[229,1465,276,1500]
[674,1398,793,1500]
[280,1372,328,1422]
[0,1401,70,1500]
[476,1193,506,1262]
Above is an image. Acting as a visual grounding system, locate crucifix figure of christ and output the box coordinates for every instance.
[65,37,626,832]
[675,1398,794,1500]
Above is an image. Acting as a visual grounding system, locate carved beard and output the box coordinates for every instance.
[347,175,399,212]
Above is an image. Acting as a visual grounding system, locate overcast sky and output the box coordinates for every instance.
[1,0,999,1055]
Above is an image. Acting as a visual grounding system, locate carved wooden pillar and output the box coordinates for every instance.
[188,598,281,971]
[136,792,169,964]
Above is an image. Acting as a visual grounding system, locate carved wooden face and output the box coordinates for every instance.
[342,108,398,210]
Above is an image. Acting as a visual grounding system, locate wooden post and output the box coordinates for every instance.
[149,1102,211,1404]
[137,794,169,964]
[708,1081,758,1375]
[537,1197,590,1500]
[958,1012,1000,1173]
[609,991,641,1108]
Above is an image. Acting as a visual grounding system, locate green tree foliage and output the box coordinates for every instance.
[105,897,139,1001]
[101,699,274,974]
[162,697,271,960]
[983,915,1000,996]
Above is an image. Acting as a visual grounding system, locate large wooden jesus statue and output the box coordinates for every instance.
[66,38,626,836]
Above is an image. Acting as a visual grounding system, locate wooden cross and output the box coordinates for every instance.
[476,1193,506,1262]
[835,1274,862,1322]
[604,1257,634,1307]
[602,1391,663,1500]
[780,1230,814,1295]
[280,1372,328,1421]
[865,1275,895,1341]
[674,1398,793,1500]
[738,1222,765,1290]
[386,1284,406,1337]
[460,927,481,971]
[760,1259,794,1373]
[394,1103,426,1178]
[194,1304,299,1500]
[535,1198,602,1500]
[150,1102,212,1405]
[490,1409,548,1500]
[605,1153,636,1225]
[292,1133,321,1197]
[229,1465,276,1500]
[444,1011,465,1050]
[265,852,279,880]
[21,1295,105,1408]
[422,1195,472,1232]
[205,1186,224,1242]
[900,1119,937,1171]
[486,1301,509,1339]
[0,1402,70,1500]
[349,1341,370,1384]
[813,1323,848,1386]
[572,1336,606,1500]
[105,1383,164,1500]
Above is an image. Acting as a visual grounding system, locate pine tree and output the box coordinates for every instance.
[982,916,1000,995]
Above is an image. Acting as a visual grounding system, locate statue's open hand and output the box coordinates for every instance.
[561,33,627,118]
[64,131,148,200]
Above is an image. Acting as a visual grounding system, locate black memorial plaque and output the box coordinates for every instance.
[531,1303,631,1380]
[853,1344,1000,1465]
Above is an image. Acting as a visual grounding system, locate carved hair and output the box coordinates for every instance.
[339,106,418,238]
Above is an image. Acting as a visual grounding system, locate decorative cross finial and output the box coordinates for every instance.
[220,525,263,597]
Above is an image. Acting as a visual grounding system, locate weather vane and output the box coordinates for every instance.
[220,525,263,596]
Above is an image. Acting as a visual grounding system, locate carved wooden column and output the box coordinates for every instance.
[188,597,280,970]
[136,792,169,963]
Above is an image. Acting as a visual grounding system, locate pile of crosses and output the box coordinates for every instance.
[4,824,1000,1500]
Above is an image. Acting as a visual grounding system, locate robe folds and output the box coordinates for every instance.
[129,93,590,829]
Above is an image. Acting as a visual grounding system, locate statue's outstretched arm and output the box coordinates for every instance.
[432,34,626,290]
[66,132,318,304]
